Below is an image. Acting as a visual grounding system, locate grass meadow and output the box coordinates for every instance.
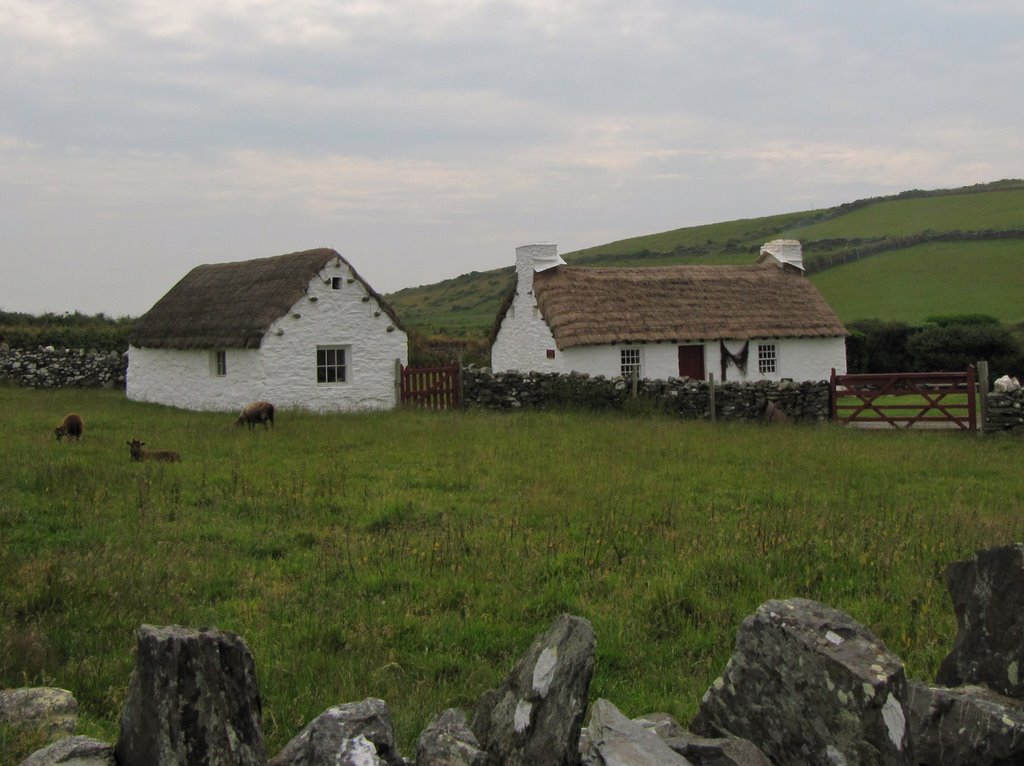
[3,387,1024,761]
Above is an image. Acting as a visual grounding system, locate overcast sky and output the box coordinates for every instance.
[2,1,1022,317]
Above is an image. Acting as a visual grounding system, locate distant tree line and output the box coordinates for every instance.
[845,315,1024,377]
[0,310,134,353]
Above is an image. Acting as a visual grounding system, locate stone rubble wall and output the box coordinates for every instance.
[0,346,127,389]
[462,366,833,423]
[985,389,1024,434]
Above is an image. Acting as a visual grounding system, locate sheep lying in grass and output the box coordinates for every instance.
[55,413,84,442]
[235,401,275,430]
[127,438,181,462]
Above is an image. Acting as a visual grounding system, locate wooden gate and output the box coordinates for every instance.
[399,363,461,409]
[830,367,977,431]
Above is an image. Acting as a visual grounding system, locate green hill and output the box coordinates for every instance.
[385,179,1024,337]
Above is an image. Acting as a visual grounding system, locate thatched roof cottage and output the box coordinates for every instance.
[127,248,408,412]
[490,242,847,382]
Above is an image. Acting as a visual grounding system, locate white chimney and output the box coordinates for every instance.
[758,239,804,274]
[515,242,564,294]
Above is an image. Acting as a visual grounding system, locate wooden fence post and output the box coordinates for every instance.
[395,359,403,407]
[708,373,716,423]
[977,360,989,435]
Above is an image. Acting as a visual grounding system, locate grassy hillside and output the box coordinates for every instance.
[5,388,1024,761]
[385,180,1024,339]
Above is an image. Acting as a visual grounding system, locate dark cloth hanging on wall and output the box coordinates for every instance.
[720,340,750,382]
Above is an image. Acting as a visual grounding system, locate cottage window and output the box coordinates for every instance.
[331,277,343,290]
[757,343,777,375]
[316,346,348,383]
[620,348,642,380]
[213,350,227,377]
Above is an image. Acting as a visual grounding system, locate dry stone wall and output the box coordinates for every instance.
[462,367,833,423]
[0,347,127,389]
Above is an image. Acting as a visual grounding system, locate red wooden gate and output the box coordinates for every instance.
[400,363,461,409]
[830,367,977,431]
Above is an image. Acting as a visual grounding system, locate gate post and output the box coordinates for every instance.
[395,359,403,407]
[977,360,988,435]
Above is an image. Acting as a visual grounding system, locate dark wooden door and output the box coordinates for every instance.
[678,345,705,380]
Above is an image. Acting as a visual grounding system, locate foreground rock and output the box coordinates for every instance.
[631,713,771,765]
[18,735,115,766]
[580,699,691,765]
[114,624,265,766]
[0,688,77,737]
[269,698,405,766]
[416,708,490,766]
[691,597,912,765]
[469,613,596,765]
[908,681,1024,765]
[936,544,1024,697]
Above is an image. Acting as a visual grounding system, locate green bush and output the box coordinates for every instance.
[907,322,1024,374]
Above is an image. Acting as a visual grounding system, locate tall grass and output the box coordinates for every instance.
[3,388,1024,761]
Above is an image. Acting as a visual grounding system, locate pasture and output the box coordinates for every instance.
[2,387,1024,761]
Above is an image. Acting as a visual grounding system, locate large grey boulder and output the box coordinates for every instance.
[469,613,596,766]
[936,544,1024,697]
[691,597,913,765]
[268,698,405,766]
[0,688,77,737]
[580,699,692,765]
[18,735,115,766]
[114,624,265,766]
[908,680,1024,765]
[415,708,491,766]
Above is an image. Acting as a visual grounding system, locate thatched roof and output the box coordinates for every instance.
[529,264,846,349]
[130,248,403,349]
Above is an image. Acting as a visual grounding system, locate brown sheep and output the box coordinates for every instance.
[235,401,275,430]
[55,413,84,442]
[127,439,181,462]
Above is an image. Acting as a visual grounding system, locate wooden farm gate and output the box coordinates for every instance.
[399,363,461,409]
[830,367,977,431]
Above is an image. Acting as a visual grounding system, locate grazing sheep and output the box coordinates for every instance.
[235,401,275,430]
[127,439,181,462]
[55,413,84,442]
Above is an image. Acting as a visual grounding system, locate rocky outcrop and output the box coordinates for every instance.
[691,597,912,765]
[415,708,490,766]
[908,681,1024,765]
[579,699,692,765]
[0,688,77,738]
[469,614,596,766]
[936,543,1024,697]
[17,735,115,766]
[268,699,404,766]
[114,624,265,766]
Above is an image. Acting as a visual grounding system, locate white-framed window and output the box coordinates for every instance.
[213,350,227,377]
[316,346,348,383]
[757,343,777,375]
[620,347,642,380]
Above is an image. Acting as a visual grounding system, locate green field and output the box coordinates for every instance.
[4,388,1024,761]
[811,241,1024,325]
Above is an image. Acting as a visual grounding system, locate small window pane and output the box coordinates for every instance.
[317,346,347,383]
[758,344,777,374]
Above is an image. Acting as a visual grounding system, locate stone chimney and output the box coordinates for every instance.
[515,243,564,295]
[758,239,805,274]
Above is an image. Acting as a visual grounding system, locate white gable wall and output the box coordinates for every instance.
[260,262,407,412]
[127,259,408,412]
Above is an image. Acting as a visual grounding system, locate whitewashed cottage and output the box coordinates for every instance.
[127,248,408,412]
[490,241,847,382]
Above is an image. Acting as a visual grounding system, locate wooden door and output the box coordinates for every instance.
[678,345,705,380]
